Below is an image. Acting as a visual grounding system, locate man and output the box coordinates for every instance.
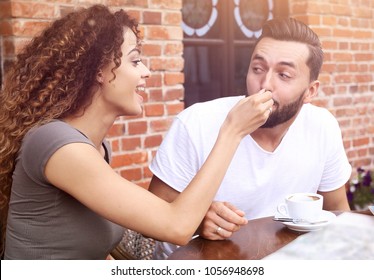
[149,18,351,259]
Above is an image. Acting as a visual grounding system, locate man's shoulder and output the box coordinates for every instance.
[301,103,336,120]
[298,104,340,131]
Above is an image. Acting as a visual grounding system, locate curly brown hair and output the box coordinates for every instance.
[0,4,140,255]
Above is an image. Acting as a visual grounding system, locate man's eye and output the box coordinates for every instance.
[280,73,291,79]
[252,67,263,73]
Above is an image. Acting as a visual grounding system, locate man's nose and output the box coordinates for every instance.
[261,71,274,92]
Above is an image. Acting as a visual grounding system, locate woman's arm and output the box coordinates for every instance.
[45,92,273,245]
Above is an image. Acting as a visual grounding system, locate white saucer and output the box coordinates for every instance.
[280,210,337,232]
[369,205,374,215]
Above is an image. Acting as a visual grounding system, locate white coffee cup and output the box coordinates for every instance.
[277,193,323,220]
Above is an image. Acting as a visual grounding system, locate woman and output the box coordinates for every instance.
[0,5,273,259]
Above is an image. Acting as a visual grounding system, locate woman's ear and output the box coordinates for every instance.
[96,70,104,83]
[303,80,320,103]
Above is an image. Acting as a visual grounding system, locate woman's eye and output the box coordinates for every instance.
[132,58,142,65]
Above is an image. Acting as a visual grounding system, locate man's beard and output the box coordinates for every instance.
[260,91,305,128]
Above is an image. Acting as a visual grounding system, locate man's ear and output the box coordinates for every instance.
[303,80,320,103]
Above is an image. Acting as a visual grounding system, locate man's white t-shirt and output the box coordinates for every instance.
[150,95,351,259]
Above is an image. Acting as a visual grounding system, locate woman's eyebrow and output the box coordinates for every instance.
[127,48,140,55]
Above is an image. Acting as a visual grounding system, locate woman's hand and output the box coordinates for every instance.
[222,90,273,138]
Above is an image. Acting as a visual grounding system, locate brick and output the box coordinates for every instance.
[321,86,335,96]
[335,108,356,117]
[121,137,141,150]
[146,26,183,40]
[333,96,352,107]
[144,134,163,148]
[150,0,182,9]
[127,10,141,22]
[146,73,162,87]
[12,20,50,36]
[110,139,120,153]
[0,20,13,36]
[338,42,349,50]
[353,30,373,39]
[142,43,162,56]
[110,154,132,168]
[11,2,56,19]
[150,57,184,71]
[322,15,337,26]
[355,74,372,83]
[332,28,353,38]
[321,63,336,73]
[312,27,332,37]
[146,26,168,40]
[353,53,373,61]
[3,38,15,56]
[143,11,162,25]
[0,2,12,18]
[144,103,164,116]
[150,118,173,132]
[164,42,183,56]
[311,99,329,108]
[107,0,148,7]
[337,17,349,27]
[353,7,372,18]
[318,74,332,84]
[148,89,163,102]
[331,4,351,16]
[107,123,125,137]
[164,72,184,85]
[308,2,332,14]
[166,102,184,115]
[353,137,370,147]
[334,74,354,83]
[164,11,182,25]
[321,40,337,50]
[110,151,148,168]
[165,88,184,101]
[336,64,348,72]
[128,121,147,135]
[290,3,308,14]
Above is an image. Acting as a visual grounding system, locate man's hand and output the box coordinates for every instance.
[197,201,248,240]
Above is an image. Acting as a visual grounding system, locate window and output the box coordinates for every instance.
[182,0,289,107]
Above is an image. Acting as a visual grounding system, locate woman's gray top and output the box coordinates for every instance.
[5,120,124,259]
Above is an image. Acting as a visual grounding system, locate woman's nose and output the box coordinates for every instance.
[141,63,151,78]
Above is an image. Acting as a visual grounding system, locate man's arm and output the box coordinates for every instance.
[148,175,179,203]
[149,175,247,240]
[318,184,350,211]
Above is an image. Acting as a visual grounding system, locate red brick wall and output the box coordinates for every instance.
[289,0,374,174]
[1,0,373,186]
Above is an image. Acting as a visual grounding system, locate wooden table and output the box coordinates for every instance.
[168,210,372,260]
[168,216,302,260]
